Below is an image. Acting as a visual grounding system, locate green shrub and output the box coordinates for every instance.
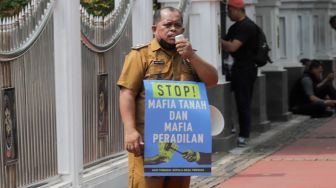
[80,0,114,17]
[153,0,161,10]
[0,0,30,18]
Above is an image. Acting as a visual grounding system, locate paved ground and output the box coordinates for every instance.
[190,115,335,188]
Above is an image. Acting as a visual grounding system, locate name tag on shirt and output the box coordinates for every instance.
[153,60,164,65]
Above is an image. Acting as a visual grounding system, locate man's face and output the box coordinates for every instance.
[311,66,323,78]
[152,10,184,44]
[228,6,238,21]
[304,61,311,71]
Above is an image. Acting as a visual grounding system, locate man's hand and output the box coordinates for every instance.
[325,100,336,107]
[125,128,144,156]
[176,39,195,60]
[119,87,144,156]
[326,73,334,82]
[182,149,200,163]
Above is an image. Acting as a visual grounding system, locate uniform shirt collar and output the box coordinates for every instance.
[150,38,162,52]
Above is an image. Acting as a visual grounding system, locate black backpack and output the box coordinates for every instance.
[254,25,272,67]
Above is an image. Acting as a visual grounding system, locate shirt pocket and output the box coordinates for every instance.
[145,61,171,80]
[180,63,195,81]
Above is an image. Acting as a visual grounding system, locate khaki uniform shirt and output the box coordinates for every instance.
[117,38,198,136]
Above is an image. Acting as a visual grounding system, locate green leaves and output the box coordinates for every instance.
[80,0,114,17]
[0,0,29,18]
[153,0,161,10]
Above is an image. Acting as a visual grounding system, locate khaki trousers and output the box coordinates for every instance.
[128,153,190,188]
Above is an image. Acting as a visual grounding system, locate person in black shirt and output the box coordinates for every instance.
[290,60,336,117]
[221,0,258,147]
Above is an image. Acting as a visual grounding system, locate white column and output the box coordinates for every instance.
[158,0,179,8]
[132,0,153,45]
[256,0,284,71]
[245,0,258,21]
[301,10,314,59]
[53,0,83,187]
[189,0,223,82]
[277,9,300,66]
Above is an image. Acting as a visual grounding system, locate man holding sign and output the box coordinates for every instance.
[117,6,218,188]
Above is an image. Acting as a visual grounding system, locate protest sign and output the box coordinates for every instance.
[144,80,211,176]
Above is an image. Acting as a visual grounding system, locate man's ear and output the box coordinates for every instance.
[152,25,157,33]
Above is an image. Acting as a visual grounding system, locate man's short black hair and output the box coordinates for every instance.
[153,7,183,25]
[300,58,310,65]
[309,60,321,70]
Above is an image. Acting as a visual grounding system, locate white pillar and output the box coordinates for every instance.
[256,0,284,71]
[158,0,179,8]
[189,0,223,82]
[303,11,315,59]
[132,0,153,45]
[245,0,258,21]
[311,1,334,59]
[53,0,83,187]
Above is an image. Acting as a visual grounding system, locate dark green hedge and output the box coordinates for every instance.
[0,0,115,18]
[80,0,114,17]
[153,0,161,10]
[0,0,29,18]
[1,0,160,18]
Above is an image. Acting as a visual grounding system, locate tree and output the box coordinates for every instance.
[80,0,114,17]
[153,0,161,10]
[0,0,29,18]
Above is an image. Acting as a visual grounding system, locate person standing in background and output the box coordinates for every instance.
[221,0,258,147]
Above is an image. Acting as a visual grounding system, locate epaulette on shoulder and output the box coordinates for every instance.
[132,43,149,50]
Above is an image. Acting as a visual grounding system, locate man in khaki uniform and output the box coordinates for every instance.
[117,7,218,188]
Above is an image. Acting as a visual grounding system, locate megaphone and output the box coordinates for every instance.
[210,105,225,136]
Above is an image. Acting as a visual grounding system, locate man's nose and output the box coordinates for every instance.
[169,25,177,31]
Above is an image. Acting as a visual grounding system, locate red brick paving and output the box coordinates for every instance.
[216,161,336,188]
[216,118,336,188]
[269,138,336,160]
